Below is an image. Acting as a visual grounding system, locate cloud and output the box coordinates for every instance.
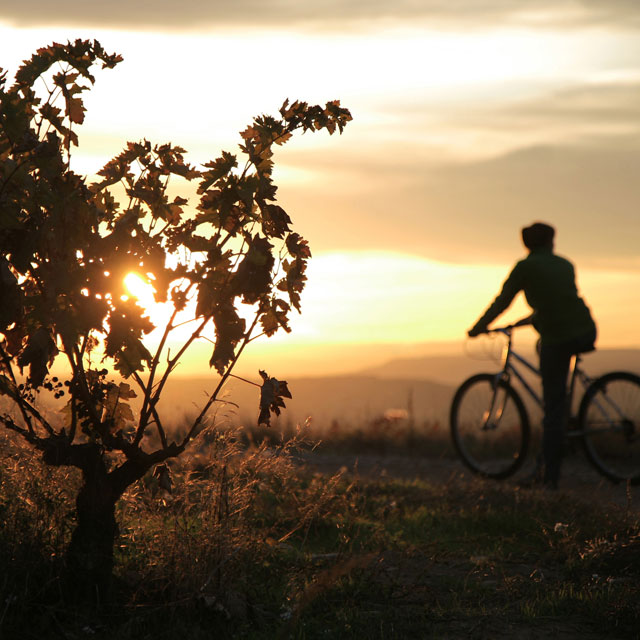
[2,0,640,31]
[460,82,640,132]
[243,76,640,271]
[278,131,640,269]
[424,140,640,260]
[368,80,640,149]
[283,79,640,169]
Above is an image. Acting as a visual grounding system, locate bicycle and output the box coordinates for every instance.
[450,324,640,484]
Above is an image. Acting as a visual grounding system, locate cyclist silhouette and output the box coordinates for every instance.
[468,222,597,488]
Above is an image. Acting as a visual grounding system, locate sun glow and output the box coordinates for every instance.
[277,252,532,344]
[122,272,179,339]
[121,271,209,357]
[123,272,156,308]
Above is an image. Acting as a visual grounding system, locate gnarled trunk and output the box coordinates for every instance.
[40,437,179,602]
[66,470,119,603]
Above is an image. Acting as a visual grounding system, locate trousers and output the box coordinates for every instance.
[539,329,597,487]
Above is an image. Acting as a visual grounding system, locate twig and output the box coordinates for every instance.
[180,314,260,448]
[228,373,261,388]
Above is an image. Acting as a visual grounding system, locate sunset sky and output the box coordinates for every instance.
[1,1,638,376]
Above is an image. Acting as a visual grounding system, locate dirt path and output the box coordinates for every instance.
[293,450,640,513]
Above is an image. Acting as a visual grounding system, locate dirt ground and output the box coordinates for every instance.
[291,449,640,639]
[293,449,640,513]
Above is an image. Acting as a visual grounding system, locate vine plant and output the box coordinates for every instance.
[0,39,351,596]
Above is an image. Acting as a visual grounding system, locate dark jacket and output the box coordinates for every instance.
[473,247,596,345]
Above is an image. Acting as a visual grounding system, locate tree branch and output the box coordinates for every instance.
[65,339,106,436]
[134,314,210,447]
[138,282,195,430]
[0,346,57,437]
[1,413,39,444]
[180,313,260,449]
[108,441,184,499]
[131,370,168,450]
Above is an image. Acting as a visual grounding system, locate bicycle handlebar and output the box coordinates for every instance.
[469,316,533,337]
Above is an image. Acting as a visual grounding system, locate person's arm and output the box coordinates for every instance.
[513,314,534,327]
[468,263,524,336]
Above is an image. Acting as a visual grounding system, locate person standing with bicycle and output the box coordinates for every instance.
[467,222,597,489]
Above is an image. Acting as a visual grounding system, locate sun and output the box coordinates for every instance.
[122,272,176,338]
[123,272,156,308]
[122,272,173,330]
[121,272,201,347]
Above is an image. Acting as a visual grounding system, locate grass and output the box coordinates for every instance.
[240,412,456,459]
[0,427,638,639]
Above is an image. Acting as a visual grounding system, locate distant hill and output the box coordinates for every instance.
[361,348,640,386]
[5,347,637,436]
[158,375,456,430]
[157,348,640,431]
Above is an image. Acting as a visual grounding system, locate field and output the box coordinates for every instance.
[1,424,639,640]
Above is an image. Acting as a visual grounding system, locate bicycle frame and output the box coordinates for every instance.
[488,327,596,436]
[495,329,542,407]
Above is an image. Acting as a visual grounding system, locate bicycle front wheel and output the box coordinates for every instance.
[579,371,640,484]
[450,373,530,479]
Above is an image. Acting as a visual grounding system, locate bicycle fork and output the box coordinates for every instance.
[481,339,514,431]
[481,374,509,431]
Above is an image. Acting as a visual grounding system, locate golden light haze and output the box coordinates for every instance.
[121,252,638,377]
[1,2,638,376]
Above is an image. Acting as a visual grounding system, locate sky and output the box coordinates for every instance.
[1,1,639,377]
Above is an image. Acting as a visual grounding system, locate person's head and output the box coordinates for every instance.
[521,222,555,251]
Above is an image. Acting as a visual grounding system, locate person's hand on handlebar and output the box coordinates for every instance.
[467,323,488,337]
[468,315,534,337]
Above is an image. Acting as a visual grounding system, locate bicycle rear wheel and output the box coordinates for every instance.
[579,371,640,484]
[450,373,530,479]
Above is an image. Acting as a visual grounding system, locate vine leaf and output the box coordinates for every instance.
[261,204,291,238]
[258,370,292,426]
[209,304,246,374]
[153,463,173,493]
[17,327,59,387]
[233,234,275,304]
[260,298,291,336]
[102,382,137,432]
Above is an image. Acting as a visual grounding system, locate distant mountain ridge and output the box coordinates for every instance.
[157,348,640,430]
[361,348,640,386]
[159,374,456,430]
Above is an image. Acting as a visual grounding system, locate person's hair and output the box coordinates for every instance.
[521,222,555,250]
